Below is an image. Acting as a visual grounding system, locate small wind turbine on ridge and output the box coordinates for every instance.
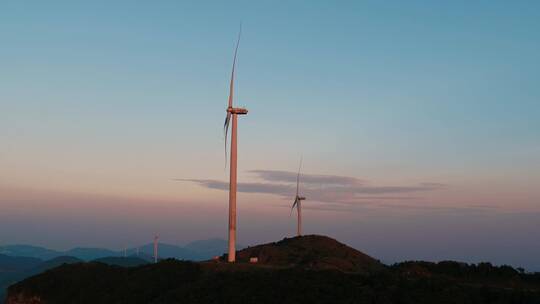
[291,158,306,236]
[153,234,159,264]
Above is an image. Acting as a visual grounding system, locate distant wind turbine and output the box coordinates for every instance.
[223,25,248,263]
[291,159,306,236]
[153,234,159,264]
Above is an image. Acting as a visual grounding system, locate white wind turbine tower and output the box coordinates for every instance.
[291,159,306,236]
[223,26,248,263]
[153,234,159,264]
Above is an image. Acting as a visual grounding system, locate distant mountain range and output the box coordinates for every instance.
[0,238,236,262]
[0,245,59,261]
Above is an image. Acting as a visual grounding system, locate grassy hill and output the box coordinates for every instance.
[233,235,383,273]
[0,255,149,303]
[0,256,82,303]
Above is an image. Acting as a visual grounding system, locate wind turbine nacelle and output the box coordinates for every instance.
[229,107,248,115]
[298,197,306,201]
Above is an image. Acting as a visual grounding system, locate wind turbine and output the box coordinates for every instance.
[291,159,306,236]
[153,234,159,264]
[223,26,248,263]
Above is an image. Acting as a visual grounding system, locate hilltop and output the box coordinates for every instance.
[231,235,383,273]
[5,235,540,304]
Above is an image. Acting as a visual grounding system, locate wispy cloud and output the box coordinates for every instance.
[378,203,495,214]
[177,170,444,205]
[178,179,294,195]
[249,170,363,186]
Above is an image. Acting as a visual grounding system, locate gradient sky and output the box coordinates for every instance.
[1,1,540,270]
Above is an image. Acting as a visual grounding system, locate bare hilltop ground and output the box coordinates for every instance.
[216,234,383,273]
[6,235,540,304]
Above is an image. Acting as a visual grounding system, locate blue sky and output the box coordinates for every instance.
[1,1,540,269]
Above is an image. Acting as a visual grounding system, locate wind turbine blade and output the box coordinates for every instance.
[224,113,231,167]
[290,198,298,215]
[296,156,303,196]
[224,25,241,169]
[228,25,242,109]
[224,113,231,130]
